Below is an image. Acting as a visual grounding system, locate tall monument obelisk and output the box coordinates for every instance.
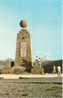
[15,20,32,72]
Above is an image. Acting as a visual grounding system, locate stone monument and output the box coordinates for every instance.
[15,20,32,73]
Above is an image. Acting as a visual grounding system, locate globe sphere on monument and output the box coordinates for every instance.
[19,20,27,28]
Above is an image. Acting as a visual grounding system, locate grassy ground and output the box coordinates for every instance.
[0,77,62,98]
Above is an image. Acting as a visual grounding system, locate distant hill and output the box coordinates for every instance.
[0,60,6,69]
[0,59,62,74]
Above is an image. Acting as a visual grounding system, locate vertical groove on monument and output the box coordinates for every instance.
[15,20,32,73]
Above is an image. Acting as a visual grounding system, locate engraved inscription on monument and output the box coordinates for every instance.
[21,42,27,57]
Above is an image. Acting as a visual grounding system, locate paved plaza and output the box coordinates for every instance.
[0,76,62,98]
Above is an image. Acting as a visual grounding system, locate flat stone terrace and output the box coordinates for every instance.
[0,76,62,98]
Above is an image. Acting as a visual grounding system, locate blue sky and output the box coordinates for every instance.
[0,0,62,60]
